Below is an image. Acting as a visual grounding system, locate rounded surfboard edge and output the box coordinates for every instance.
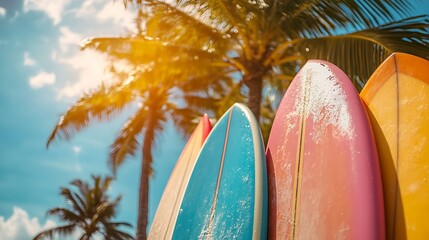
[149,114,212,239]
[361,52,429,239]
[172,103,268,240]
[266,60,384,239]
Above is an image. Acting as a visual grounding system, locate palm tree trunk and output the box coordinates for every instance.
[136,152,150,240]
[246,76,263,120]
[136,128,155,240]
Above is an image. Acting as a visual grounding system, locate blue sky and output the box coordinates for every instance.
[0,0,186,239]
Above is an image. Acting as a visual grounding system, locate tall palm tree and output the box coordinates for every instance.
[33,175,133,240]
[46,51,232,239]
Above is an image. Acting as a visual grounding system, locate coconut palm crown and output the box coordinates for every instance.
[33,175,133,240]
[115,0,429,120]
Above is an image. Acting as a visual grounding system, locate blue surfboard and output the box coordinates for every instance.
[172,103,268,239]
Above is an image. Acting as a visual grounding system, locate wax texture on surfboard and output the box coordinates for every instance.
[172,103,268,240]
[148,115,211,239]
[361,52,429,240]
[266,60,384,239]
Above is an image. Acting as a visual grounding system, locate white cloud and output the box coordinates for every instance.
[72,146,81,154]
[54,26,112,99]
[29,71,56,89]
[97,2,135,30]
[73,0,135,31]
[56,49,134,99]
[57,50,111,98]
[54,26,133,99]
[59,26,82,53]
[23,0,71,25]
[0,207,85,240]
[23,52,36,66]
[0,7,6,17]
[74,0,99,17]
[51,51,58,61]
[0,207,56,240]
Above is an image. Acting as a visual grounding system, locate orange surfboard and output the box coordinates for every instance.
[361,53,429,239]
[149,115,211,239]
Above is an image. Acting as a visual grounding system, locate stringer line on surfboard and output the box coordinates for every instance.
[290,72,311,240]
[205,110,233,237]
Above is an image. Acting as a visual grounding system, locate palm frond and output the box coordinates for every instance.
[59,188,86,218]
[33,224,77,240]
[39,176,131,239]
[93,202,116,223]
[81,36,222,66]
[264,72,295,101]
[46,82,134,147]
[100,175,113,192]
[295,15,429,90]
[101,222,134,240]
[103,221,133,228]
[214,82,246,118]
[109,85,169,173]
[108,107,147,175]
[276,0,414,38]
[79,233,90,240]
[120,0,144,7]
[169,103,203,137]
[145,0,232,48]
[69,181,93,220]
[175,0,237,33]
[70,179,88,192]
[259,94,277,144]
[46,207,83,223]
[183,95,219,114]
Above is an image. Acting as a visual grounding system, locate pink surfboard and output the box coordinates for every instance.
[266,60,384,239]
[149,115,211,239]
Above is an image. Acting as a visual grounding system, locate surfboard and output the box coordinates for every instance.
[266,60,384,239]
[172,103,268,239]
[149,114,211,239]
[360,52,429,239]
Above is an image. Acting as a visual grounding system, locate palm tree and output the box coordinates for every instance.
[113,0,429,121]
[46,52,231,239]
[50,1,429,239]
[33,175,133,240]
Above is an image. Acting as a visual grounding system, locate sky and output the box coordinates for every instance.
[0,0,186,239]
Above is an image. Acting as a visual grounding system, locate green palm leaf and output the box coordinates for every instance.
[274,0,412,37]
[295,15,429,90]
